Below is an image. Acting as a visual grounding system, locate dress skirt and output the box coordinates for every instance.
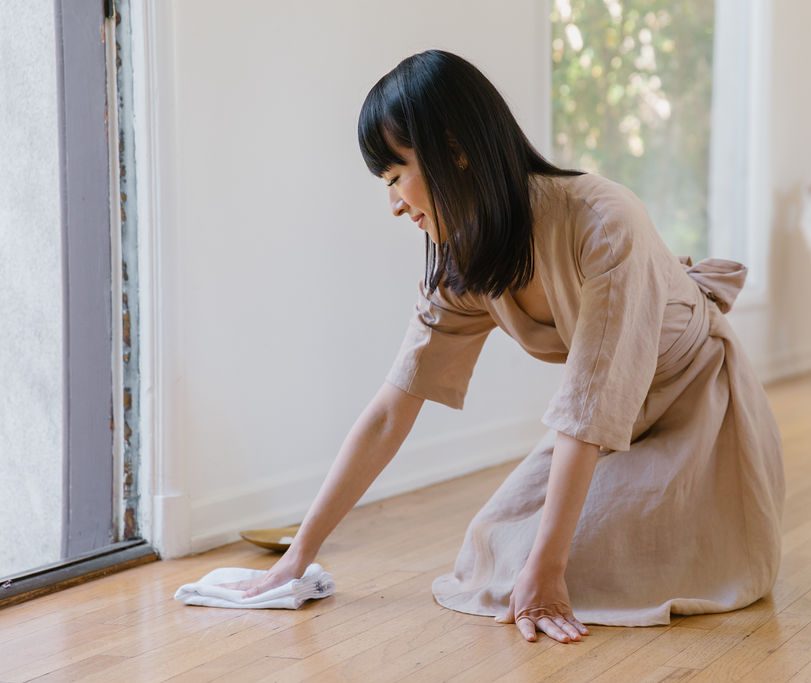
[431,285,786,627]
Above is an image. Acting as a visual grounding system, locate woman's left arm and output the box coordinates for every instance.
[496,431,598,642]
[528,431,599,574]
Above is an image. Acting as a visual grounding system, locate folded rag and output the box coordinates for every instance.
[174,562,335,609]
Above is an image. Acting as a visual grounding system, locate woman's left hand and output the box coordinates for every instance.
[495,565,589,643]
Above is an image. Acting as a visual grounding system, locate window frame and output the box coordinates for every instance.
[708,0,772,308]
[57,0,115,558]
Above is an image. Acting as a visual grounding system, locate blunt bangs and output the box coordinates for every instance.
[357,76,410,177]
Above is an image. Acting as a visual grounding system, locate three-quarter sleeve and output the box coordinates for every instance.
[541,193,669,452]
[386,278,497,409]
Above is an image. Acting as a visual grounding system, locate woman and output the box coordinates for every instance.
[233,50,786,644]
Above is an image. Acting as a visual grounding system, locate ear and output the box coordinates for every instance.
[445,130,469,170]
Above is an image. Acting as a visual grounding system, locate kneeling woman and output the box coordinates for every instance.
[236,49,785,644]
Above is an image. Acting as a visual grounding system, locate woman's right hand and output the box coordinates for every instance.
[216,548,313,597]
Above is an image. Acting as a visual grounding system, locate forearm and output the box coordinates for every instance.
[289,384,422,563]
[527,432,599,574]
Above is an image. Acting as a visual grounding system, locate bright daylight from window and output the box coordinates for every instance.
[551,0,715,260]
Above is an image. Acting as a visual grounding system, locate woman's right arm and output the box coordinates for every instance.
[236,381,424,595]
[288,380,424,564]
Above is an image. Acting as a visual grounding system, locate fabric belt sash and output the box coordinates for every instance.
[653,256,747,384]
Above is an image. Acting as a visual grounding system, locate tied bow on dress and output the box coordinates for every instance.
[679,256,748,314]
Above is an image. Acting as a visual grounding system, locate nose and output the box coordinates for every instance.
[390,190,407,217]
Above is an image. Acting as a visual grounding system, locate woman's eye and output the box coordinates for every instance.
[386,176,399,187]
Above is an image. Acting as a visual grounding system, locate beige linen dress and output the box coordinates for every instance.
[385,171,786,627]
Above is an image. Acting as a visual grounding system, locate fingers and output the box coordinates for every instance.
[538,616,574,642]
[508,615,590,644]
[216,580,247,590]
[514,616,576,644]
[552,616,582,641]
[569,615,589,635]
[244,584,265,598]
[244,577,283,597]
[494,599,589,644]
[516,616,538,641]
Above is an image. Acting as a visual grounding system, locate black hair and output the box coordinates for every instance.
[358,49,585,298]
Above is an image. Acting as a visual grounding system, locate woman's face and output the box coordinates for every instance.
[381,142,442,245]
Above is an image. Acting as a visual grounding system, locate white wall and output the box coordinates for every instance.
[139,0,811,557]
[763,0,811,376]
[139,0,562,555]
[724,0,811,381]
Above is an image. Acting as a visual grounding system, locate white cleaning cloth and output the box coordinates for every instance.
[174,562,335,609]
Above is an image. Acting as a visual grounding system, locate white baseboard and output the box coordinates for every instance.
[756,345,811,385]
[152,492,191,559]
[188,416,547,555]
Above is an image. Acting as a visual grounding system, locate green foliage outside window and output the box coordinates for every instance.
[551,0,714,259]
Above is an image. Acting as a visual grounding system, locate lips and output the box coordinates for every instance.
[411,213,424,223]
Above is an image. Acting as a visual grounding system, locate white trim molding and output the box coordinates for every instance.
[131,0,190,559]
[708,0,773,310]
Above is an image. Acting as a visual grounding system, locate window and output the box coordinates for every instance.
[549,0,770,299]
[0,0,154,608]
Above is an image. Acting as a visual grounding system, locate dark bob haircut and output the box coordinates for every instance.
[358,49,585,298]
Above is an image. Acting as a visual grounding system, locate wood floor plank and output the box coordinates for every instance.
[1,610,244,682]
[783,586,811,616]
[0,621,130,678]
[250,597,467,681]
[687,611,811,682]
[14,655,128,683]
[790,660,811,683]
[394,623,522,683]
[590,627,707,682]
[642,666,702,682]
[512,624,670,682]
[64,613,285,683]
[739,620,811,682]
[167,655,300,683]
[664,599,780,670]
[296,607,478,682]
[770,558,811,614]
[448,625,611,682]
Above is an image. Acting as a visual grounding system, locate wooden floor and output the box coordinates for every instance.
[1,373,810,683]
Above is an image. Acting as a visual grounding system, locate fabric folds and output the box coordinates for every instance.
[385,278,496,409]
